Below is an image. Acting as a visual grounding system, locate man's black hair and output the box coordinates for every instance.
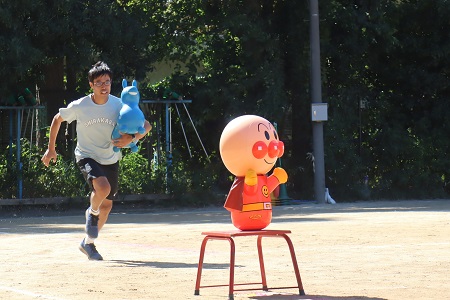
[88,61,112,82]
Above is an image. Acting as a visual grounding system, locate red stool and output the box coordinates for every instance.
[194,229,305,299]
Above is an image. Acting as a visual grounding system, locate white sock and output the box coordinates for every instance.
[85,236,96,244]
[89,207,100,216]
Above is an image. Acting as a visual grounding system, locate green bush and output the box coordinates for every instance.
[0,138,86,199]
[0,138,178,199]
[0,135,222,203]
[119,149,166,195]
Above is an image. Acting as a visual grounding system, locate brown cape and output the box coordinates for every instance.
[223,176,244,211]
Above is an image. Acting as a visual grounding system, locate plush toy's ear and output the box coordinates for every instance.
[122,79,128,88]
[132,80,138,88]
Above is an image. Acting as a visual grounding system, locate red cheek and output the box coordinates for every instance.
[252,141,268,159]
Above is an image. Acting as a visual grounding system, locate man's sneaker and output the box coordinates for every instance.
[85,208,99,238]
[79,238,103,261]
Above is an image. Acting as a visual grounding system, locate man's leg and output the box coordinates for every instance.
[90,176,111,211]
[98,199,113,231]
[79,198,113,261]
[78,159,118,261]
[85,176,111,238]
[96,160,118,232]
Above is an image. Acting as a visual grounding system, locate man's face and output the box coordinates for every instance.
[89,74,111,98]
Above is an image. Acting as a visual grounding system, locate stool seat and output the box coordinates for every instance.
[194,229,305,299]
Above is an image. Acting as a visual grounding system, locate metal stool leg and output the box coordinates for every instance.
[195,236,209,295]
[281,233,305,295]
[256,236,268,291]
[194,235,237,300]
[228,237,236,300]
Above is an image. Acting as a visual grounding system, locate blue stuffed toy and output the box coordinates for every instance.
[112,79,146,153]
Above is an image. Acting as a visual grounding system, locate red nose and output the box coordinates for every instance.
[252,140,284,159]
[268,140,285,158]
[277,141,284,157]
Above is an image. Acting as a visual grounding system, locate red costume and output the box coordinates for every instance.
[224,173,282,230]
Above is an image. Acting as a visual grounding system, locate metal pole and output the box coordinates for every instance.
[174,104,192,158]
[165,103,172,192]
[9,111,13,166]
[273,122,291,203]
[17,109,23,199]
[181,103,210,161]
[310,0,326,203]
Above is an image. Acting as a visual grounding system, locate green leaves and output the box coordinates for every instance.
[322,0,450,199]
[0,138,85,199]
[1,0,449,200]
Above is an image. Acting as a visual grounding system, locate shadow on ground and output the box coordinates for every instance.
[245,293,386,300]
[108,259,239,270]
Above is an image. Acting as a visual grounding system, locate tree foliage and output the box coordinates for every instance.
[1,0,449,200]
[321,0,450,199]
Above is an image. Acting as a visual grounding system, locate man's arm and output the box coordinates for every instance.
[113,120,152,148]
[133,120,152,142]
[41,113,64,167]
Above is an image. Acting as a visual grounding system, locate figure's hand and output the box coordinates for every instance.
[272,167,288,184]
[244,169,257,186]
[41,149,58,167]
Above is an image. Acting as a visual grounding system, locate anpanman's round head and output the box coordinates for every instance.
[219,115,284,176]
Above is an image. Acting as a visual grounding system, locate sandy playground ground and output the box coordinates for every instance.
[0,199,449,300]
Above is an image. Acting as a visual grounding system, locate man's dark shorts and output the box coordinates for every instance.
[77,158,119,201]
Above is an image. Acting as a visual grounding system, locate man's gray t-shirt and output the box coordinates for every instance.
[59,94,122,165]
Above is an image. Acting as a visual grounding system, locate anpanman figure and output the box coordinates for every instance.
[220,115,287,230]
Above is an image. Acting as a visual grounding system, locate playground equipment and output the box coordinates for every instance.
[141,95,209,192]
[0,86,45,199]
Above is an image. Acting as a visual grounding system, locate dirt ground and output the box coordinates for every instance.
[0,199,449,300]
